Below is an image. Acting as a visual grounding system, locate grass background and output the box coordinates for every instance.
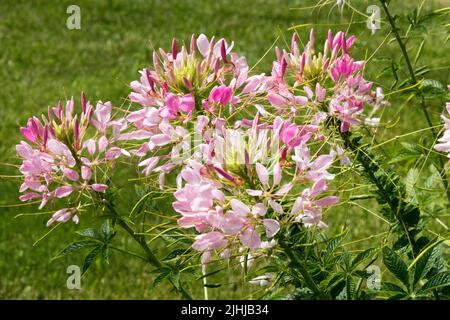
[0,0,448,299]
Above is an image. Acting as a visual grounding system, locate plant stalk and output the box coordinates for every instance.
[104,200,192,299]
[281,241,328,299]
[379,0,450,202]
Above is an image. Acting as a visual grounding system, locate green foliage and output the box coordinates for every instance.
[54,220,116,275]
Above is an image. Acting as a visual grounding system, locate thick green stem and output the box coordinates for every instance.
[379,0,450,202]
[340,130,418,252]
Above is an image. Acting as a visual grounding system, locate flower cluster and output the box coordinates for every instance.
[16,31,389,266]
[17,94,127,225]
[125,34,268,184]
[172,116,338,261]
[267,29,388,132]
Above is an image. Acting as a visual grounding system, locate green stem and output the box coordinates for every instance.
[379,0,450,202]
[281,241,327,299]
[340,130,418,251]
[104,200,192,299]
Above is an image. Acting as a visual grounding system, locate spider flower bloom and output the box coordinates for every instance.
[125,35,268,182]
[268,30,388,131]
[173,161,281,257]
[17,94,128,225]
[129,34,262,120]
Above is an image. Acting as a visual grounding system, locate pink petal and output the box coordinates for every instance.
[314,196,339,207]
[256,163,269,186]
[19,192,41,202]
[196,34,210,57]
[47,208,69,227]
[81,166,92,180]
[263,219,280,238]
[274,183,293,196]
[239,228,261,248]
[98,136,109,153]
[230,199,250,217]
[63,168,80,181]
[267,93,285,107]
[246,189,263,197]
[269,200,283,214]
[252,203,267,216]
[90,184,108,192]
[273,163,282,186]
[54,186,74,198]
[150,134,172,146]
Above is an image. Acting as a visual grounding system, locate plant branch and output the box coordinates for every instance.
[103,199,192,299]
[379,0,450,202]
[281,241,328,299]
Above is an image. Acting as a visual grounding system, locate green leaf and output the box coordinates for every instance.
[321,272,345,292]
[383,282,406,293]
[388,151,420,164]
[101,220,112,239]
[405,168,419,203]
[82,246,102,275]
[421,271,450,292]
[324,230,348,260]
[54,240,97,259]
[153,269,171,288]
[345,277,355,300]
[76,228,102,240]
[197,267,227,280]
[420,79,445,96]
[383,247,410,289]
[353,270,370,279]
[102,246,110,264]
[413,245,440,287]
[163,248,189,261]
[387,293,407,300]
[169,271,180,290]
[351,248,378,270]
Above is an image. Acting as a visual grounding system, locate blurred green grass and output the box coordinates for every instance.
[0,0,448,299]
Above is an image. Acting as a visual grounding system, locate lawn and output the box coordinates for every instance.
[0,0,448,299]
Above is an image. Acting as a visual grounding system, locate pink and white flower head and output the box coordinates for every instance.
[17,93,128,225]
[128,34,262,120]
[267,30,388,132]
[173,161,281,259]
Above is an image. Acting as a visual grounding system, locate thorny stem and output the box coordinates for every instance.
[103,199,192,299]
[379,0,450,202]
[340,130,417,252]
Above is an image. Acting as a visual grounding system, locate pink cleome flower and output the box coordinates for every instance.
[17,93,128,226]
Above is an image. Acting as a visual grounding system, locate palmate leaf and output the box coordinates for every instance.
[420,271,450,292]
[383,247,409,290]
